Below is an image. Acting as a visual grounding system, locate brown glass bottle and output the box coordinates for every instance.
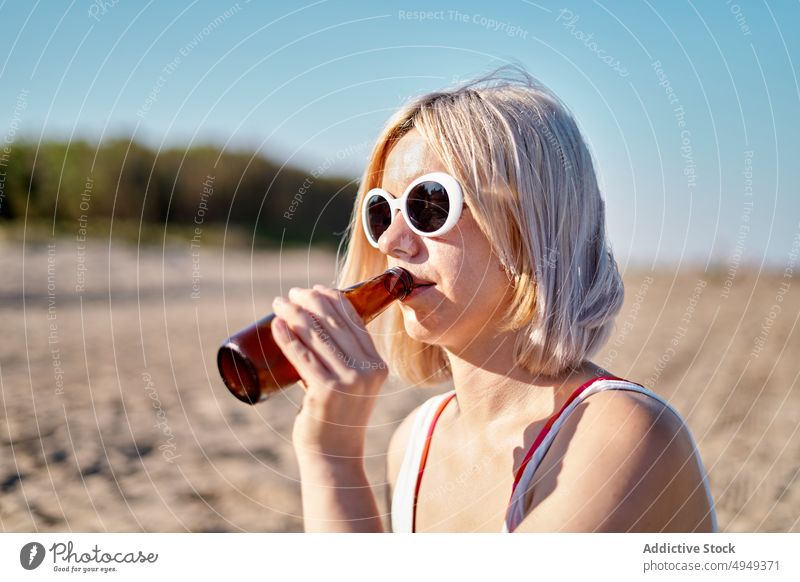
[217,267,418,405]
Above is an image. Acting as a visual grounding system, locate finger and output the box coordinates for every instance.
[312,284,380,358]
[271,315,335,387]
[291,287,353,338]
[287,287,372,363]
[274,293,365,377]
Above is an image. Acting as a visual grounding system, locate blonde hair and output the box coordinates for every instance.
[335,65,624,386]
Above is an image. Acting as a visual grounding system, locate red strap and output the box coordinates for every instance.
[507,375,634,502]
[412,392,456,533]
[412,375,640,531]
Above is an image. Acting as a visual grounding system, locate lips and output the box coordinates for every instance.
[391,268,435,300]
[407,272,435,287]
[403,282,435,301]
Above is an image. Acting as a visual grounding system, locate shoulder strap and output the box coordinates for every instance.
[412,391,457,532]
[503,376,722,533]
[508,375,628,500]
[390,390,455,533]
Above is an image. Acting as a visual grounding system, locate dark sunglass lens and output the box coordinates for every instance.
[366,195,391,242]
[407,181,449,233]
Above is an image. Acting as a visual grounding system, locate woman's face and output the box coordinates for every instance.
[376,129,514,353]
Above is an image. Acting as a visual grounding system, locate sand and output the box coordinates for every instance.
[0,238,797,532]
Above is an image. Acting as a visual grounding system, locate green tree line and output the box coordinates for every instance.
[0,139,359,247]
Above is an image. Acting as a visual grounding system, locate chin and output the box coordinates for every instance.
[400,307,443,343]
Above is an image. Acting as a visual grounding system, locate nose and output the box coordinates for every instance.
[377,209,422,260]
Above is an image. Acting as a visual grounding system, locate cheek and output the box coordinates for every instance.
[444,249,506,300]
[447,254,513,325]
[454,275,510,323]
[411,268,508,337]
[407,220,509,335]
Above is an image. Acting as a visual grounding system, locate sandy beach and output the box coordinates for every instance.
[1,237,797,532]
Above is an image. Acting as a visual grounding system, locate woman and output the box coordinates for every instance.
[270,66,717,532]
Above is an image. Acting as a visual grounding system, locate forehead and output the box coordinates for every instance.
[380,129,449,193]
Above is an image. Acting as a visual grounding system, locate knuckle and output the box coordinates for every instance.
[284,320,304,344]
[308,288,330,309]
[275,299,301,319]
[299,347,315,366]
[314,284,334,296]
[340,369,360,386]
[331,290,349,308]
[334,289,352,305]
[307,312,327,336]
[283,335,302,355]
[288,287,317,308]
[323,312,343,332]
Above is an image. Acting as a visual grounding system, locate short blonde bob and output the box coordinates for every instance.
[335,64,624,386]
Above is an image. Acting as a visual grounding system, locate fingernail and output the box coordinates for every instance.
[273,296,285,306]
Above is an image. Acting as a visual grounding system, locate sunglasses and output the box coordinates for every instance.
[361,172,464,248]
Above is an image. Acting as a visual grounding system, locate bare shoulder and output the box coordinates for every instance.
[514,388,714,532]
[574,388,689,442]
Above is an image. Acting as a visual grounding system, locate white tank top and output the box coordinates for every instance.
[390,377,718,533]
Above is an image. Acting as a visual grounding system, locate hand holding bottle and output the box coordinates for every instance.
[217,267,414,404]
[271,284,389,460]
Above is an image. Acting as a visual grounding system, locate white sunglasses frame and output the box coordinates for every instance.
[361,171,464,248]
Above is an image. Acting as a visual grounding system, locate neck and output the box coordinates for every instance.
[443,333,606,432]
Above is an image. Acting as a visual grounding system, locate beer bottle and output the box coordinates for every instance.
[217,267,419,404]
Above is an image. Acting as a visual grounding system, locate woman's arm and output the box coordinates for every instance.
[295,453,384,532]
[272,284,389,532]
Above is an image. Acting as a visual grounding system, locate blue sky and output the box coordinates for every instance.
[1,0,798,268]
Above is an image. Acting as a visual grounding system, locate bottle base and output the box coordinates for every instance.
[217,344,263,405]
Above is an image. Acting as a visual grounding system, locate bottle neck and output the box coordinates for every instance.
[342,267,413,324]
